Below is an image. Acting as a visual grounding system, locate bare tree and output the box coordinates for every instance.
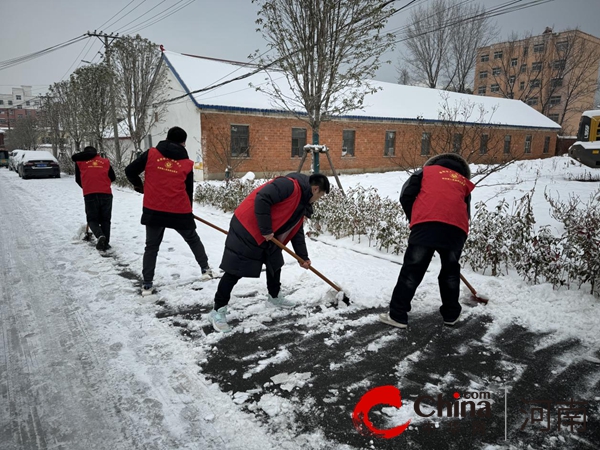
[48,80,86,153]
[39,93,67,158]
[391,93,529,184]
[403,0,453,89]
[252,0,396,171]
[403,0,496,92]
[70,63,113,152]
[110,35,168,167]
[5,116,40,151]
[200,117,254,179]
[397,65,411,85]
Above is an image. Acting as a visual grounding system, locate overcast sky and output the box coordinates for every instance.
[1,0,599,97]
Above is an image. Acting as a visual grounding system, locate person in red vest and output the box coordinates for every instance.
[72,146,116,251]
[125,127,213,296]
[379,153,475,329]
[208,172,330,333]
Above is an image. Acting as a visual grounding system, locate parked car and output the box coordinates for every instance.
[0,150,8,168]
[8,149,26,171]
[17,150,60,179]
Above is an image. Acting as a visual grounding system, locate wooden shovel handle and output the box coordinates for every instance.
[194,214,228,235]
[460,273,477,295]
[270,237,342,293]
[193,214,343,293]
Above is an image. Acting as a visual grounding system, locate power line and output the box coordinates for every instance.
[120,0,196,35]
[0,35,88,71]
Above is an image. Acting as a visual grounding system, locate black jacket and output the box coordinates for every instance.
[400,153,472,250]
[72,148,116,193]
[220,173,312,278]
[125,140,196,230]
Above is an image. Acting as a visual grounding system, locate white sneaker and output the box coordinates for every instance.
[378,313,408,329]
[209,306,232,333]
[267,294,295,309]
[141,283,155,297]
[444,317,460,327]
[200,268,215,281]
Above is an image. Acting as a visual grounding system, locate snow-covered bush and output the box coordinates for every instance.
[546,189,600,295]
[194,179,260,212]
[308,185,409,254]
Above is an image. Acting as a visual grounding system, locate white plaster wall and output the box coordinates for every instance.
[148,70,204,181]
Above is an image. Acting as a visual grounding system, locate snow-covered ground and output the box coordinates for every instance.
[0,156,598,449]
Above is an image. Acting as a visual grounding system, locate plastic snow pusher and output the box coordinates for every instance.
[193,214,351,306]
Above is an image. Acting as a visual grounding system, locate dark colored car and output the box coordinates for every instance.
[17,150,61,179]
[0,150,8,168]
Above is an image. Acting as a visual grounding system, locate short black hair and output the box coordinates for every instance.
[309,173,330,194]
[166,126,187,144]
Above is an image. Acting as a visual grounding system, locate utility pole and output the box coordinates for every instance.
[86,31,123,166]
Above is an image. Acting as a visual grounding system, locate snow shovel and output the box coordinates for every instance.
[193,214,351,306]
[460,274,489,304]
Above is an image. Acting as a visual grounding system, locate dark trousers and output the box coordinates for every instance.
[142,226,209,283]
[389,244,463,324]
[214,268,281,310]
[84,194,113,242]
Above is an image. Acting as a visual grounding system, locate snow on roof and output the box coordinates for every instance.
[163,50,561,130]
[103,119,132,139]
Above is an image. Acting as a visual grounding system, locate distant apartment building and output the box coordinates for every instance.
[0,85,41,128]
[473,28,600,136]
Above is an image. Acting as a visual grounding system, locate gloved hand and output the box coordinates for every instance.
[134,185,144,194]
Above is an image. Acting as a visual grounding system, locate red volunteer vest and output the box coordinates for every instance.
[77,155,112,196]
[235,177,303,245]
[143,147,194,214]
[410,165,475,234]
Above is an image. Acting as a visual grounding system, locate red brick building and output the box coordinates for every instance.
[156,51,561,181]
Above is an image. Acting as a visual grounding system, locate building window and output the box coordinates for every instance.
[25,101,30,106]
[551,78,563,88]
[492,67,501,76]
[478,86,487,95]
[480,134,489,154]
[511,58,518,67]
[384,131,396,156]
[453,133,462,153]
[529,79,541,88]
[479,71,488,79]
[553,59,566,70]
[526,97,539,106]
[520,64,527,73]
[523,46,529,56]
[342,130,355,156]
[556,40,569,52]
[480,54,489,62]
[533,43,545,53]
[491,84,500,93]
[494,50,503,59]
[16,95,22,100]
[548,113,560,122]
[524,135,532,153]
[230,125,250,157]
[504,135,511,154]
[421,132,431,156]
[0,100,3,105]
[549,96,561,106]
[519,81,525,90]
[291,127,306,157]
[543,136,551,154]
[8,100,12,105]
[509,76,516,85]
[532,62,543,71]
